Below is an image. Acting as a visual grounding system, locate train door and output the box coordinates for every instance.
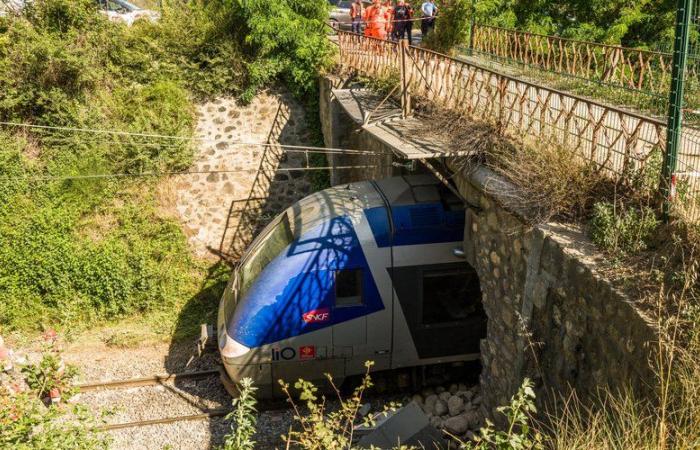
[331,268,367,360]
[331,213,394,377]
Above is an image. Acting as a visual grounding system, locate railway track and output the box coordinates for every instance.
[75,368,288,432]
[77,368,222,393]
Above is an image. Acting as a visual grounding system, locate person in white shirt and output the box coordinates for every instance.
[420,0,437,36]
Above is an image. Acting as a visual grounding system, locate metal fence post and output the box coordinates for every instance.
[468,0,476,57]
[400,40,412,118]
[662,0,694,221]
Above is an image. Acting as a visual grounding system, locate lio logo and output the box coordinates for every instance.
[271,347,296,361]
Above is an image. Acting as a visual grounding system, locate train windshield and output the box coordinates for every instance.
[238,212,294,297]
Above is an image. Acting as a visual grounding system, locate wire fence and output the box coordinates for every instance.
[338,31,700,221]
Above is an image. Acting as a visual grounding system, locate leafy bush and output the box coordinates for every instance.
[22,349,79,401]
[0,0,230,333]
[589,201,659,255]
[1,335,107,450]
[0,393,107,450]
[221,377,258,450]
[423,0,473,54]
[224,0,335,101]
[459,379,543,450]
[0,0,332,335]
[280,361,399,449]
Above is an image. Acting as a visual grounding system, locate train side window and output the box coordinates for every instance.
[335,269,364,307]
[422,268,482,325]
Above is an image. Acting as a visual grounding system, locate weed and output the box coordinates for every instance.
[457,379,543,450]
[280,361,399,449]
[221,378,258,450]
[589,201,659,255]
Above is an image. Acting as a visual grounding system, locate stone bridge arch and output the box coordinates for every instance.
[320,75,657,419]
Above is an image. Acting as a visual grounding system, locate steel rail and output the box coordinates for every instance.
[76,369,221,392]
[98,409,231,431]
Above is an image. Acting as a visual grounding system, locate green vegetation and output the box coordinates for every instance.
[467,0,692,49]
[423,0,474,54]
[279,361,399,449]
[0,0,333,336]
[221,378,258,450]
[1,336,108,450]
[590,202,659,255]
[460,379,541,450]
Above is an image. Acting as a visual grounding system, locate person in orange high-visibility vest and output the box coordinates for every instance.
[363,0,391,40]
[384,0,395,39]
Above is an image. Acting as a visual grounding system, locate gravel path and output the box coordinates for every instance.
[63,340,220,384]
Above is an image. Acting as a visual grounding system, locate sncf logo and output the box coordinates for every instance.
[299,345,316,360]
[302,308,330,324]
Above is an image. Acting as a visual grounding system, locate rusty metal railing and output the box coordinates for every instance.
[470,25,683,95]
[337,31,700,221]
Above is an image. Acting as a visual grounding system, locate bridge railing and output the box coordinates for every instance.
[470,25,681,95]
[338,31,700,221]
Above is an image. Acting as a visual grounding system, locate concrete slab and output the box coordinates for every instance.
[364,117,478,160]
[332,88,402,125]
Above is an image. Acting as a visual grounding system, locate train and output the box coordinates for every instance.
[217,175,487,397]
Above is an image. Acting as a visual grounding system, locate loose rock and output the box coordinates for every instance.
[463,411,481,429]
[443,415,469,435]
[434,399,448,416]
[448,384,459,394]
[447,395,464,416]
[423,394,438,415]
[429,416,442,429]
[439,391,451,402]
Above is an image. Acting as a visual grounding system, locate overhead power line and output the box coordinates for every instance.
[0,121,374,155]
[0,165,378,183]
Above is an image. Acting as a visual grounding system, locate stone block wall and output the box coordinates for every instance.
[319,76,397,185]
[453,166,657,418]
[169,90,315,260]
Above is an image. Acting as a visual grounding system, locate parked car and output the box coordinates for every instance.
[1,0,158,24]
[0,0,26,17]
[328,0,372,31]
[97,0,159,25]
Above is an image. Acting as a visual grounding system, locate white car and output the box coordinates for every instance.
[328,0,372,31]
[0,0,26,17]
[97,0,159,25]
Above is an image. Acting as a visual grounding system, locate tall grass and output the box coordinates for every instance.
[546,260,700,450]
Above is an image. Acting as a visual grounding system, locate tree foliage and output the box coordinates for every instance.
[435,0,686,50]
[0,0,332,334]
[220,0,335,101]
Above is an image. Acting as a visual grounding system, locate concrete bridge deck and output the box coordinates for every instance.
[332,88,478,160]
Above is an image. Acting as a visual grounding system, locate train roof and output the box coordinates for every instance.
[374,174,461,208]
[241,175,462,266]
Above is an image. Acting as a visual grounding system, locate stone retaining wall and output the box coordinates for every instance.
[319,76,398,186]
[452,167,657,417]
[170,90,314,260]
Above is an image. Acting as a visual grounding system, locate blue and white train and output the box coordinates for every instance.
[217,175,487,397]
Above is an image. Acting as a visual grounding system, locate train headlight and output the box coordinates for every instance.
[219,328,250,359]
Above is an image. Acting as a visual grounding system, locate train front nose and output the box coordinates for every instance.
[217,282,273,397]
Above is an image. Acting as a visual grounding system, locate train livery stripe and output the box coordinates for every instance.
[364,204,465,248]
[227,215,384,347]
